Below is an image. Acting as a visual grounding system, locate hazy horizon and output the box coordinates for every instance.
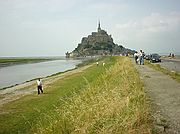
[1,0,180,57]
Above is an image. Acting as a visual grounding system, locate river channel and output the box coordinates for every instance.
[0,59,82,89]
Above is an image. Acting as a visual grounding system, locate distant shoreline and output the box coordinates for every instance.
[0,57,95,90]
[0,58,55,68]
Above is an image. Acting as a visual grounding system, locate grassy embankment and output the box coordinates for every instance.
[145,60,180,82]
[0,56,151,133]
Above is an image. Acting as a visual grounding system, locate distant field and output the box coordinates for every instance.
[0,58,51,63]
[0,58,52,67]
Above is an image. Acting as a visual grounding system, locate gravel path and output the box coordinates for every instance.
[136,65,180,134]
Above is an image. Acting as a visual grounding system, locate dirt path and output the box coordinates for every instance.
[136,65,180,134]
[0,64,92,108]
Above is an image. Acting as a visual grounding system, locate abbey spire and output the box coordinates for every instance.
[98,21,101,32]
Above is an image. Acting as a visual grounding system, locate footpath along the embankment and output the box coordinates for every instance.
[136,64,180,134]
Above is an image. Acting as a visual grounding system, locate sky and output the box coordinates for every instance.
[0,0,180,57]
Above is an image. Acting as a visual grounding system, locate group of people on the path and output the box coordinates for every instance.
[134,50,145,65]
[168,53,175,58]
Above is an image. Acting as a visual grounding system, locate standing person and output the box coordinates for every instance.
[134,52,138,64]
[96,61,99,66]
[37,78,43,94]
[142,51,145,65]
[139,50,144,65]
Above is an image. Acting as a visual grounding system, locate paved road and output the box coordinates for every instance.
[159,59,180,73]
[136,64,180,134]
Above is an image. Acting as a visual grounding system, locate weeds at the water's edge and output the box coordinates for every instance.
[34,57,151,134]
[145,60,180,82]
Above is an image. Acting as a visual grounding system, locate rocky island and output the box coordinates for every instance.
[66,22,135,58]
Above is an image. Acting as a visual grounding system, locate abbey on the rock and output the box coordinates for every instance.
[66,21,134,58]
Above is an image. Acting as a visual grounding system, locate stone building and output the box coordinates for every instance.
[66,21,134,57]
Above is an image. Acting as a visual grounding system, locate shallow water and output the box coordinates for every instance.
[0,59,81,89]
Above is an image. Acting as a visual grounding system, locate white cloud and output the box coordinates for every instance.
[116,12,180,34]
[114,12,180,53]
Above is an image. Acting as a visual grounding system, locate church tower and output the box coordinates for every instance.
[98,21,101,32]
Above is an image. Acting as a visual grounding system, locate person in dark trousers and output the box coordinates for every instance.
[37,78,43,94]
[139,50,144,65]
[134,52,138,64]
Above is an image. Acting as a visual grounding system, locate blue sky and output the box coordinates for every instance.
[0,0,180,56]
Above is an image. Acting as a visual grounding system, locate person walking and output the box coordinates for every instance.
[134,52,138,64]
[37,78,43,94]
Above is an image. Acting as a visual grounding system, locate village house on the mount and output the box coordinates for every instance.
[66,21,135,58]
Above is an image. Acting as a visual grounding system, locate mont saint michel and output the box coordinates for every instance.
[66,22,135,58]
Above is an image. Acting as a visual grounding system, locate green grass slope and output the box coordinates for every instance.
[0,56,151,134]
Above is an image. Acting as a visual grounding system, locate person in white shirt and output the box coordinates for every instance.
[134,52,138,64]
[139,50,144,65]
[37,78,43,94]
